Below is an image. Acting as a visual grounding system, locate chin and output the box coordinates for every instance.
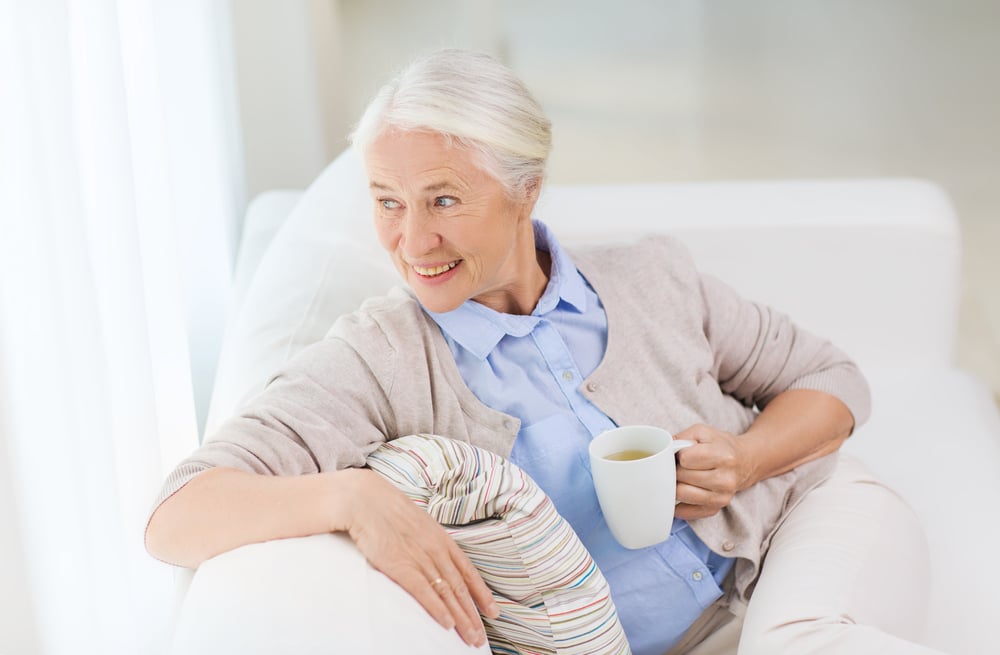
[415,294,465,314]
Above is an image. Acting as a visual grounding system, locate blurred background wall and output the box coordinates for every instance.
[227,0,999,402]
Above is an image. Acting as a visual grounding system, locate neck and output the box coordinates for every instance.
[475,222,551,315]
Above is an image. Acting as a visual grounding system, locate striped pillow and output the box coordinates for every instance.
[367,434,631,655]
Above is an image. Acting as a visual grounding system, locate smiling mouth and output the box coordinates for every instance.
[412,261,460,277]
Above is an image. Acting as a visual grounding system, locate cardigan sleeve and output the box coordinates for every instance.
[148,315,399,512]
[699,272,871,428]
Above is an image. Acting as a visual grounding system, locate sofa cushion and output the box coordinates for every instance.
[205,149,398,435]
[367,434,630,654]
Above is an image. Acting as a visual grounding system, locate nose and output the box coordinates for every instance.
[399,209,441,259]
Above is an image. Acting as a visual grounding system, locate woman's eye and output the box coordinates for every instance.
[380,199,401,210]
[434,196,457,208]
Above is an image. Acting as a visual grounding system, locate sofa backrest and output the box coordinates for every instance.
[539,178,960,371]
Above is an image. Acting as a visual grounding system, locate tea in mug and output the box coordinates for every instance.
[604,449,655,461]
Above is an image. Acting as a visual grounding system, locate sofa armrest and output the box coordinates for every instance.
[169,533,489,655]
[844,367,1000,654]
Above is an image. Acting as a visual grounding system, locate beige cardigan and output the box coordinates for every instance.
[153,235,871,605]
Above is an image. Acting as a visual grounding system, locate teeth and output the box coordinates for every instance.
[413,261,458,276]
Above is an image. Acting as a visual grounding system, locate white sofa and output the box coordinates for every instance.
[166,149,1000,654]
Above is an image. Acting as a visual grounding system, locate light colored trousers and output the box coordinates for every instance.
[676,455,945,655]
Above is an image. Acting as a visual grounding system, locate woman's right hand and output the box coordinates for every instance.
[332,467,499,647]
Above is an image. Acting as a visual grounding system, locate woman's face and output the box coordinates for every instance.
[365,129,543,314]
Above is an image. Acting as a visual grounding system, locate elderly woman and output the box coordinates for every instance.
[146,50,939,655]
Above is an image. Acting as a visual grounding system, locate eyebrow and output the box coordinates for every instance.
[368,180,459,193]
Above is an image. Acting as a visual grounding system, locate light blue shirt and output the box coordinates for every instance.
[427,221,734,655]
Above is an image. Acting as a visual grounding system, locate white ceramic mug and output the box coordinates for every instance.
[588,425,695,549]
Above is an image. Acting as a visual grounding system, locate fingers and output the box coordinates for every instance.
[676,466,741,497]
[386,546,488,647]
[438,539,499,646]
[346,474,492,647]
[675,502,721,521]
[675,431,737,470]
[429,571,488,647]
[675,479,733,513]
[674,423,751,497]
[396,568,456,631]
[674,446,740,514]
[405,536,491,647]
[674,427,741,517]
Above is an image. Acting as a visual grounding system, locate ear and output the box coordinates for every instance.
[517,176,543,219]
[524,176,542,203]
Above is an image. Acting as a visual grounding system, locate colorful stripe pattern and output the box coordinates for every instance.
[367,434,631,654]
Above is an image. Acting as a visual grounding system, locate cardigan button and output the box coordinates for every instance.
[502,419,514,430]
[586,381,598,392]
[722,541,736,552]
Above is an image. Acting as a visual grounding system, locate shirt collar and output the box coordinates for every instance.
[427,220,588,360]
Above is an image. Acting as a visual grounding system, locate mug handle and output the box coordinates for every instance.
[672,440,695,505]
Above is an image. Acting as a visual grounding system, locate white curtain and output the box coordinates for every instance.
[0,1,243,653]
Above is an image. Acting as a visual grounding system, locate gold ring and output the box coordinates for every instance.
[430,577,448,594]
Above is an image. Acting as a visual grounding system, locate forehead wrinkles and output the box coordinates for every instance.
[366,130,489,193]
[368,162,483,195]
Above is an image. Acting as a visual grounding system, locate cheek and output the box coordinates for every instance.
[373,218,399,252]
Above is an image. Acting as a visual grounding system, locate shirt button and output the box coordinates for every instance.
[586,381,597,392]
[562,370,574,381]
[722,541,736,552]
[692,571,703,582]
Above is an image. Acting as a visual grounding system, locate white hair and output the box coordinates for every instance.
[349,49,552,200]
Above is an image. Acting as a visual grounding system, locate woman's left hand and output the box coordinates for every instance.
[672,424,757,520]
